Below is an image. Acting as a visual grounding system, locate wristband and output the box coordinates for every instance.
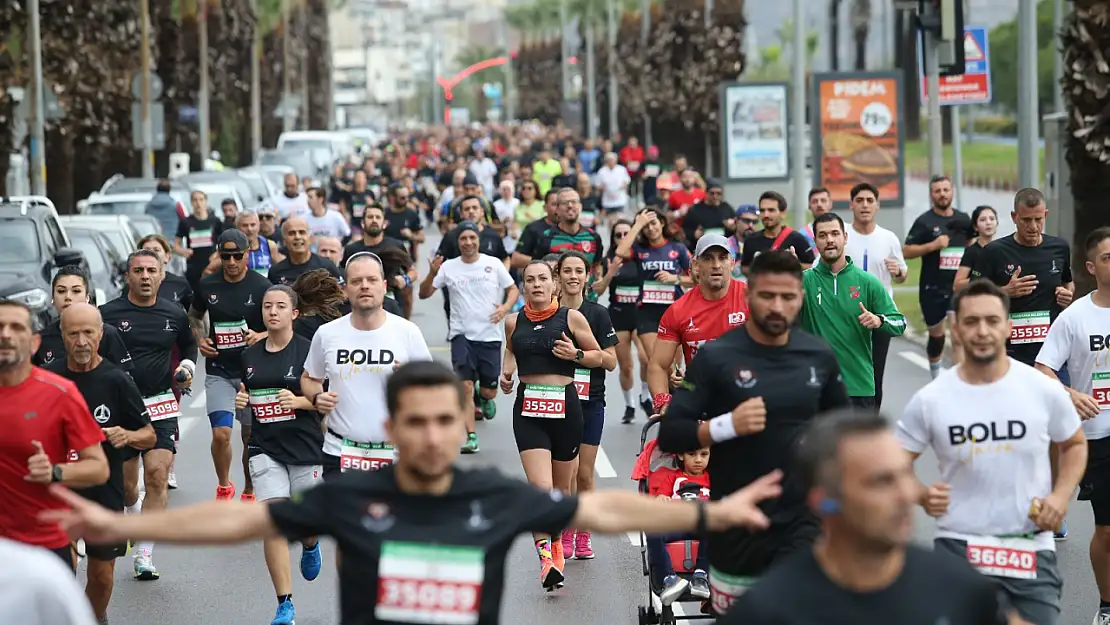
[652,393,672,413]
[310,392,322,408]
[179,359,196,375]
[708,413,738,443]
[403,274,413,288]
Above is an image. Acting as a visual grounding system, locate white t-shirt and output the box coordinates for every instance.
[0,539,98,625]
[493,197,519,227]
[304,312,433,454]
[305,209,352,250]
[433,254,515,342]
[272,193,310,220]
[896,360,1080,551]
[469,158,499,198]
[1037,293,1110,438]
[595,165,631,209]
[845,224,907,297]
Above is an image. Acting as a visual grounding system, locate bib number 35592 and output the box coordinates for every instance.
[965,537,1038,579]
[521,384,566,419]
[1009,311,1049,345]
[340,440,394,472]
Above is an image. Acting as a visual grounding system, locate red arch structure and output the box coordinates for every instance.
[437,56,509,125]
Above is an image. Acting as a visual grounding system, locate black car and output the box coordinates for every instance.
[65,227,126,306]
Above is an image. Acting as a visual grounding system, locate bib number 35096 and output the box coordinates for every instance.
[340,440,394,472]
[521,385,566,419]
[143,391,181,422]
[965,537,1038,579]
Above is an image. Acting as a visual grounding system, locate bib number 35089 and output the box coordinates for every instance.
[521,385,566,419]
[965,537,1038,579]
[376,541,484,625]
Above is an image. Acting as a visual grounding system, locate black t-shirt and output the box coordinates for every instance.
[971,234,1073,365]
[268,466,579,625]
[159,273,193,311]
[606,252,642,308]
[101,297,196,397]
[47,360,150,511]
[241,336,323,466]
[904,209,972,291]
[959,240,987,273]
[684,201,736,244]
[579,193,601,218]
[192,272,272,378]
[269,253,343,287]
[33,319,132,372]
[513,218,554,259]
[659,327,848,574]
[347,190,376,225]
[176,215,224,269]
[437,227,508,261]
[342,236,408,266]
[383,208,423,248]
[294,314,330,341]
[719,547,1008,625]
[573,300,617,401]
[740,228,816,266]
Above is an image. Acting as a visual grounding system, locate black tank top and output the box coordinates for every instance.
[510,307,577,378]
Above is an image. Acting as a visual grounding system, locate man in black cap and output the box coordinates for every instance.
[683,180,736,246]
[189,228,273,502]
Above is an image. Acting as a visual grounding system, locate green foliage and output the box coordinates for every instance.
[971,114,1018,136]
[747,17,819,80]
[987,0,1059,115]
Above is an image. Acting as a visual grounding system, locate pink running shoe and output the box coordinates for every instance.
[574,531,594,560]
[560,529,576,561]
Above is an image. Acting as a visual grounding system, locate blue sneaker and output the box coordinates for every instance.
[1055,522,1068,541]
[271,598,295,625]
[300,542,322,581]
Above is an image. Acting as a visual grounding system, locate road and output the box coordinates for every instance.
[83,229,1098,625]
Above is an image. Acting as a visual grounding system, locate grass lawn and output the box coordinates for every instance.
[903,139,1044,187]
[892,259,926,335]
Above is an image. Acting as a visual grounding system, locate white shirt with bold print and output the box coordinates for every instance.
[1037,292,1110,439]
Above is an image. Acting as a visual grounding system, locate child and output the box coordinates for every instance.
[646,446,711,605]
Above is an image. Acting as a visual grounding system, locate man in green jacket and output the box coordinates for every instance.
[801,213,906,409]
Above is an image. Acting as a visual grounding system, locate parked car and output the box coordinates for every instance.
[65,227,125,306]
[127,214,163,239]
[179,172,260,211]
[236,167,281,205]
[58,215,142,262]
[185,181,247,215]
[253,164,297,191]
[0,196,88,328]
[256,149,319,180]
[79,190,190,220]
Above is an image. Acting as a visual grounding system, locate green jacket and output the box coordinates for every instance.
[801,258,906,397]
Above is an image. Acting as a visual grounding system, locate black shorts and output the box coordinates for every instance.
[86,541,128,561]
[513,383,583,462]
[1081,437,1110,525]
[450,337,501,388]
[321,453,342,480]
[121,419,178,461]
[608,303,637,333]
[636,304,669,336]
[49,544,76,571]
[919,286,954,328]
[709,513,819,576]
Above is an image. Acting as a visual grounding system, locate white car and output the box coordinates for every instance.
[58,215,142,262]
[187,182,247,215]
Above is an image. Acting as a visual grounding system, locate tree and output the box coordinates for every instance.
[453,44,508,121]
[1060,0,1110,296]
[746,18,819,81]
[989,0,1058,116]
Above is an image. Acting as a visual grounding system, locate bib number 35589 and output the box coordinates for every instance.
[965,537,1038,579]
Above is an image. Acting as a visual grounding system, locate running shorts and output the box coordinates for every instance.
[85,541,128,561]
[122,418,177,460]
[205,375,249,427]
[581,398,605,447]
[321,453,342,480]
[1081,437,1110,526]
[637,304,669,336]
[608,303,637,333]
[934,537,1062,625]
[512,383,583,462]
[450,337,501,389]
[248,453,322,502]
[919,286,954,328]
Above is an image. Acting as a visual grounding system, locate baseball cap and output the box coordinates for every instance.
[217,229,249,252]
[694,233,731,258]
[737,204,758,217]
[462,172,479,186]
[456,220,480,236]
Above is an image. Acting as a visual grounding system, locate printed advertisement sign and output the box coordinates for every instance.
[719,82,790,182]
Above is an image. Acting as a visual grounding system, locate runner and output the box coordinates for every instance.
[292,269,347,340]
[801,213,906,409]
[48,303,154,624]
[436,196,509,266]
[419,221,518,450]
[1035,226,1110,624]
[345,171,375,237]
[341,206,417,317]
[33,266,131,371]
[175,190,224,293]
[898,279,1085,625]
[725,205,760,282]
[234,285,324,625]
[658,250,849,614]
[100,249,197,581]
[190,230,273,501]
[722,409,1017,625]
[236,211,285,277]
[800,187,832,247]
[521,188,605,300]
[554,251,618,561]
[0,298,108,570]
[682,181,735,246]
[271,173,309,220]
[42,360,785,625]
[301,252,432,480]
[510,189,560,269]
[316,236,345,270]
[740,191,815,274]
[843,183,909,410]
[902,175,972,378]
[268,216,344,287]
[501,260,607,589]
[304,188,351,251]
[593,219,645,423]
[139,235,193,311]
[0,537,100,625]
[955,205,999,292]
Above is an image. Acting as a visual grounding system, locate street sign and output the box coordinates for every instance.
[131,102,166,150]
[919,26,992,106]
[272,95,302,119]
[178,106,199,123]
[15,84,65,122]
[131,72,164,100]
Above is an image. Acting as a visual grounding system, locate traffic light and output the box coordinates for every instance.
[917,0,966,76]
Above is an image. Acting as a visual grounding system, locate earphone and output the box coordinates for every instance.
[818,498,840,515]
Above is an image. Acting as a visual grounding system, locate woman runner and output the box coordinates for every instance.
[593,219,648,423]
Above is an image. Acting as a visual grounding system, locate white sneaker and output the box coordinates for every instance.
[75,539,86,558]
[1093,610,1110,625]
[167,471,178,490]
[133,551,159,581]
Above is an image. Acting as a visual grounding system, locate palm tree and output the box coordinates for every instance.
[1060,0,1110,295]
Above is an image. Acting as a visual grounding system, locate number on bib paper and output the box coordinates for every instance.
[521,385,566,419]
[353,203,366,218]
[1009,311,1050,345]
[966,543,1037,579]
[642,280,675,305]
[340,440,394,472]
[376,542,484,625]
[249,389,296,424]
[189,229,213,248]
[613,285,639,304]
[579,212,596,228]
[143,392,181,421]
[1093,372,1110,409]
[938,247,963,270]
[573,368,591,400]
[214,321,248,350]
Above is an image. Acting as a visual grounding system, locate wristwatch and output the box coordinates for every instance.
[574,349,584,362]
[51,464,63,483]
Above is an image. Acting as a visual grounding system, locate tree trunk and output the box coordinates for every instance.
[828,0,842,71]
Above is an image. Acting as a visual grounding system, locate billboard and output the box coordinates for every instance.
[719,82,791,182]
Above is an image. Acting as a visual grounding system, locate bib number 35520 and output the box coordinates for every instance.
[965,536,1038,579]
[521,384,566,419]
[340,440,394,472]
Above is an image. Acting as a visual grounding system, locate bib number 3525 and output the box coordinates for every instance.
[965,537,1038,579]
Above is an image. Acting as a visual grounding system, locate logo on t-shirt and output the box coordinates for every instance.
[93,404,111,424]
[118,320,131,333]
[849,285,860,299]
[245,367,254,378]
[728,312,746,325]
[42,350,54,364]
[208,293,219,304]
[285,366,296,380]
[736,369,757,389]
[336,349,394,366]
[362,501,395,533]
[163,319,175,332]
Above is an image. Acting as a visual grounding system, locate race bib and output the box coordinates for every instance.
[1009,311,1050,345]
[252,267,268,276]
[644,165,661,177]
[143,391,181,422]
[709,567,758,615]
[573,368,591,400]
[189,228,213,248]
[521,385,566,419]
[376,541,484,625]
[249,388,296,424]
[614,285,639,304]
[578,211,597,228]
[214,320,248,350]
[965,536,1038,579]
[353,202,366,219]
[327,202,341,212]
[641,280,675,305]
[341,439,394,472]
[1092,372,1110,408]
[938,246,963,270]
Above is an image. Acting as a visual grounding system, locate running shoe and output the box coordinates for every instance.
[271,598,295,625]
[75,539,86,559]
[97,617,109,625]
[552,535,566,584]
[640,398,654,419]
[537,541,563,590]
[167,471,178,490]
[480,397,497,420]
[133,551,159,581]
[215,482,236,501]
[474,407,485,422]
[241,492,256,502]
[1055,522,1068,540]
[301,542,322,581]
[1093,609,1110,625]
[560,529,576,561]
[462,432,480,454]
[660,575,690,605]
[622,406,635,424]
[574,530,594,560]
[690,570,710,599]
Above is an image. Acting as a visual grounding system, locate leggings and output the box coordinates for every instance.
[513,383,583,462]
[871,330,891,411]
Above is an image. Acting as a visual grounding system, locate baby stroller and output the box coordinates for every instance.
[632,415,714,625]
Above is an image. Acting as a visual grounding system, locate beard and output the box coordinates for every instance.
[752,311,791,336]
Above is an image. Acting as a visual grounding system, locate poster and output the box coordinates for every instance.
[720,82,790,182]
[812,72,905,208]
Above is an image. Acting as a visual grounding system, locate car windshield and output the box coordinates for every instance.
[194,186,239,209]
[105,178,158,195]
[258,152,315,177]
[69,231,108,275]
[281,139,330,153]
[0,219,41,263]
[259,169,287,189]
[87,201,147,217]
[235,173,269,201]
[88,227,132,260]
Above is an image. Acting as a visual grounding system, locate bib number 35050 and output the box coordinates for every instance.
[965,536,1038,579]
[376,541,484,625]
[340,440,394,472]
[521,385,566,419]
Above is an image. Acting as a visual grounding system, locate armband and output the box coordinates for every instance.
[179,359,196,375]
[708,413,738,443]
[652,393,672,413]
[403,274,413,288]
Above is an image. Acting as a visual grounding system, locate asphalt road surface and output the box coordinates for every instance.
[82,232,1100,625]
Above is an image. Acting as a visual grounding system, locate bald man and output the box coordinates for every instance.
[268,217,344,287]
[316,236,344,268]
[271,173,309,220]
[48,303,155,623]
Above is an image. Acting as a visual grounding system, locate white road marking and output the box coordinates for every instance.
[188,390,206,410]
[626,531,642,546]
[594,446,617,478]
[899,351,931,371]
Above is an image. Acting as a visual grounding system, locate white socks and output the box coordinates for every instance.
[622,388,634,407]
[639,381,650,402]
[125,503,141,516]
[136,541,154,556]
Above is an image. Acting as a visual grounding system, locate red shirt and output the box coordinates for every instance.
[0,367,104,548]
[657,280,749,365]
[648,468,711,500]
[667,188,707,226]
[619,145,646,175]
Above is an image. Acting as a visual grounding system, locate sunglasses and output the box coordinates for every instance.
[614,232,628,239]
[220,251,245,261]
[259,214,274,220]
[740,218,759,226]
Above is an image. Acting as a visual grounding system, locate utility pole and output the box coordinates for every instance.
[28,0,47,193]
[585,22,597,139]
[560,0,570,102]
[1052,0,1064,113]
[198,0,211,162]
[924,28,944,177]
[498,17,516,121]
[282,0,294,132]
[139,0,154,178]
[606,0,618,135]
[250,0,262,159]
[640,0,651,147]
[1017,0,1039,188]
[790,0,806,228]
[301,49,311,129]
[703,0,713,176]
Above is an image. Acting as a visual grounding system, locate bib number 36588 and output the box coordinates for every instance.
[965,537,1037,579]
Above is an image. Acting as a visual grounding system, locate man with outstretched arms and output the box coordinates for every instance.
[100,249,197,581]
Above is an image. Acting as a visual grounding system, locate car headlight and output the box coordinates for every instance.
[8,288,49,310]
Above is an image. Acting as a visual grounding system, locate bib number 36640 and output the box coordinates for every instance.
[965,537,1037,579]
